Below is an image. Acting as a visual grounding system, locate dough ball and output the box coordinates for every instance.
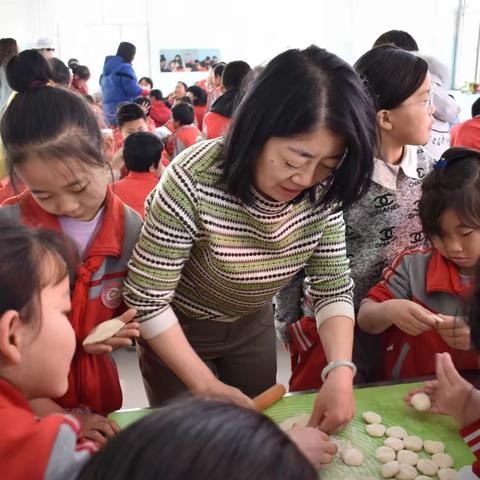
[384,436,405,451]
[437,468,458,480]
[381,460,401,478]
[376,446,396,463]
[396,463,417,480]
[363,410,382,424]
[417,458,439,476]
[386,426,408,439]
[415,477,432,480]
[367,423,386,437]
[411,393,432,412]
[341,447,364,466]
[404,435,423,452]
[432,453,454,469]
[397,449,418,466]
[279,414,310,431]
[423,440,445,454]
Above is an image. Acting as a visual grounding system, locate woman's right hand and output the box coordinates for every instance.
[75,412,120,445]
[385,299,438,336]
[195,378,254,409]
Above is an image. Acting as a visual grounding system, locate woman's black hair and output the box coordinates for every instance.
[117,42,136,64]
[123,131,163,172]
[222,45,377,210]
[0,38,18,67]
[222,61,252,90]
[373,29,419,51]
[354,45,428,111]
[71,64,91,81]
[0,218,77,328]
[139,76,153,88]
[77,398,317,480]
[419,147,480,239]
[175,95,192,105]
[172,103,194,126]
[134,95,151,115]
[5,49,53,92]
[186,85,207,106]
[213,62,225,78]
[49,58,70,87]
[116,102,146,127]
[472,97,480,118]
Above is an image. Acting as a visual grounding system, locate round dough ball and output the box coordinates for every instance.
[397,449,418,466]
[411,392,432,412]
[341,447,364,466]
[367,423,386,437]
[423,440,445,454]
[381,460,401,478]
[417,458,439,476]
[384,437,405,451]
[386,426,408,439]
[404,435,423,452]
[279,414,310,431]
[363,410,382,424]
[437,468,458,480]
[432,453,454,469]
[396,463,417,480]
[415,477,432,480]
[376,446,396,463]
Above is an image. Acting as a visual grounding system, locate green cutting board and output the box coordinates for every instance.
[110,382,474,479]
[264,382,474,479]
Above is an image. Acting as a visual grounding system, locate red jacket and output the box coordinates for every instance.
[0,378,98,480]
[150,99,171,127]
[203,111,230,139]
[114,171,159,218]
[173,124,202,157]
[450,117,480,150]
[0,188,142,414]
[368,248,479,380]
[194,105,207,131]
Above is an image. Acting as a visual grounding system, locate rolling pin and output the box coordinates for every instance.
[253,384,286,412]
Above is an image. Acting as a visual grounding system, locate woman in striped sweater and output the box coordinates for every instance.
[124,45,377,434]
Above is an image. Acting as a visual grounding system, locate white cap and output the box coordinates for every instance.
[34,37,55,50]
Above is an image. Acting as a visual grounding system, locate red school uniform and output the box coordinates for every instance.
[0,188,142,414]
[193,104,207,131]
[0,378,98,480]
[150,99,171,127]
[114,171,159,218]
[450,117,480,150]
[172,124,202,157]
[368,247,479,380]
[202,111,230,139]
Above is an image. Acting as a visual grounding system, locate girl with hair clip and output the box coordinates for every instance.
[71,64,91,95]
[275,45,436,390]
[0,219,99,480]
[358,147,480,379]
[0,76,142,443]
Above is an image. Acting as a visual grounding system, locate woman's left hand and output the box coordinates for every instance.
[308,367,355,434]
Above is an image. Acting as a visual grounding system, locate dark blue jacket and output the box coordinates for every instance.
[101,55,143,125]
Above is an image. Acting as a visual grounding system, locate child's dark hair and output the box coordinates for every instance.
[5,49,53,92]
[472,97,480,118]
[71,64,91,81]
[116,102,146,127]
[149,89,164,101]
[134,95,151,115]
[123,132,163,172]
[213,62,225,78]
[419,147,480,239]
[0,218,77,327]
[186,85,207,106]
[222,60,251,90]
[49,58,71,87]
[373,29,419,51]
[117,42,136,63]
[138,76,153,89]
[172,103,194,126]
[354,45,428,111]
[175,95,192,105]
[77,398,317,480]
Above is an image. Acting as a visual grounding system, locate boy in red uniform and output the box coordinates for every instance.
[114,132,164,218]
[149,89,171,127]
[170,103,202,158]
[450,97,480,150]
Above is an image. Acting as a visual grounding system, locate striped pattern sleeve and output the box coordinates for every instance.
[123,160,199,339]
[460,419,480,477]
[304,210,355,328]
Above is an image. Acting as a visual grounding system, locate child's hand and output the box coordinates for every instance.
[75,412,120,445]
[436,315,471,351]
[385,299,437,336]
[83,309,140,355]
[287,426,338,469]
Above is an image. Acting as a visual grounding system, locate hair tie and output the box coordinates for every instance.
[30,80,48,88]
[434,158,448,169]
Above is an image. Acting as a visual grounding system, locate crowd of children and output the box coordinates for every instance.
[0,28,480,479]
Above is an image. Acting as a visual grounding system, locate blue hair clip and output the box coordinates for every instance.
[434,158,448,169]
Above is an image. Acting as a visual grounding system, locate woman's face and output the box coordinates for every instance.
[385,74,434,146]
[139,79,151,89]
[254,126,346,202]
[175,82,186,97]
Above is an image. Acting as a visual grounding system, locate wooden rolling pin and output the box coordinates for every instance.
[253,384,286,412]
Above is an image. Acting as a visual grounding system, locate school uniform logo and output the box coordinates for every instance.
[101,281,123,309]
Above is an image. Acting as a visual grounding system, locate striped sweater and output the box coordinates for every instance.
[123,138,354,339]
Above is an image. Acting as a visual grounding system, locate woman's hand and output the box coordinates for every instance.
[194,378,255,410]
[385,299,438,336]
[308,367,355,434]
[287,426,338,469]
[75,412,120,445]
[436,315,472,351]
[83,309,140,355]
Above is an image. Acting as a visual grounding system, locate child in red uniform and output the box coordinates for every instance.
[0,219,99,480]
[70,65,90,95]
[149,89,171,127]
[170,103,202,158]
[358,147,480,380]
[134,96,156,132]
[0,79,141,440]
[186,85,208,131]
[451,97,480,150]
[114,132,164,218]
[114,102,149,151]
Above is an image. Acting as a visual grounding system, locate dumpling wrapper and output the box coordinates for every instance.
[83,318,126,345]
[279,414,311,431]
